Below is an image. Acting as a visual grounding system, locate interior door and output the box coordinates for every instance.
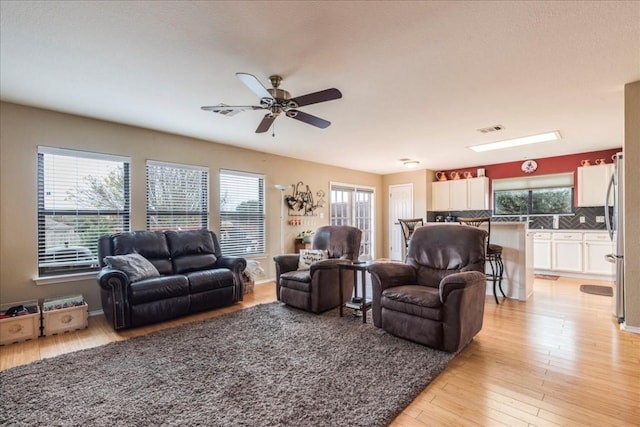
[389,184,413,260]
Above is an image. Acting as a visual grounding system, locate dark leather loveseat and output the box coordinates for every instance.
[97,229,246,330]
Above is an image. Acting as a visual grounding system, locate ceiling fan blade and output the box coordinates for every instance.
[288,88,342,108]
[201,104,264,117]
[286,110,331,129]
[236,73,274,101]
[255,114,276,133]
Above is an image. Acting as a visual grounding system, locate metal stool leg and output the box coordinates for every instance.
[496,253,506,298]
[487,254,499,304]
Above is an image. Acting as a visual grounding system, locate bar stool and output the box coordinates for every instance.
[398,218,424,249]
[458,217,505,304]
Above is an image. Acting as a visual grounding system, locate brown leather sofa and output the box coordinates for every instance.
[273,225,362,313]
[367,224,487,352]
[97,229,246,330]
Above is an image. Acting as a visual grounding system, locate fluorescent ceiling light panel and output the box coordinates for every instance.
[469,131,561,152]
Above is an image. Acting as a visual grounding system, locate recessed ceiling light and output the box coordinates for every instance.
[403,160,420,169]
[469,131,561,152]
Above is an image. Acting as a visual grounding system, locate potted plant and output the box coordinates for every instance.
[298,230,314,243]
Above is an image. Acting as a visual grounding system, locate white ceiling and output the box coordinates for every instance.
[1,1,639,174]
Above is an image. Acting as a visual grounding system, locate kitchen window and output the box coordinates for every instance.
[493,173,574,216]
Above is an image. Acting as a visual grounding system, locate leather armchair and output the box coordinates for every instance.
[367,224,487,352]
[273,225,362,313]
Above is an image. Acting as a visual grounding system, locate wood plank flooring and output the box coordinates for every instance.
[2,277,638,426]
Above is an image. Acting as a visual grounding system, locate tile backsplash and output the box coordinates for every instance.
[427,206,612,230]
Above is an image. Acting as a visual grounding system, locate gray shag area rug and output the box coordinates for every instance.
[0,303,454,426]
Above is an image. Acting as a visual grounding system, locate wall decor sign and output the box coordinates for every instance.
[284,181,322,216]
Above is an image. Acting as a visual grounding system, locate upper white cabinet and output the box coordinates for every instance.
[577,164,614,207]
[431,177,488,211]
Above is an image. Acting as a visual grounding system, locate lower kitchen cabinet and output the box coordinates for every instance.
[583,233,615,275]
[532,232,552,270]
[552,232,583,273]
[533,230,614,277]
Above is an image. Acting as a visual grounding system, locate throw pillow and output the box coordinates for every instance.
[298,249,328,270]
[104,253,160,283]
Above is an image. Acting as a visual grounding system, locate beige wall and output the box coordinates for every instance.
[624,81,640,329]
[0,102,382,311]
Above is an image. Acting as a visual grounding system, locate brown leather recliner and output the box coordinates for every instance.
[273,225,362,313]
[367,224,487,352]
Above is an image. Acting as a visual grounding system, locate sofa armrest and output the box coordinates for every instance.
[367,262,417,290]
[215,256,247,301]
[309,258,347,274]
[366,262,417,328]
[438,271,486,303]
[96,268,131,330]
[273,254,299,301]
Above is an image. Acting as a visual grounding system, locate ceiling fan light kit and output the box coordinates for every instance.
[202,73,342,134]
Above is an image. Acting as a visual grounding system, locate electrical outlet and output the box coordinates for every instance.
[596,216,605,223]
[579,216,585,223]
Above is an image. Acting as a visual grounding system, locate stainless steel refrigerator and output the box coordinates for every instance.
[605,152,624,323]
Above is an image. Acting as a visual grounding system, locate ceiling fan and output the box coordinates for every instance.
[201,73,342,133]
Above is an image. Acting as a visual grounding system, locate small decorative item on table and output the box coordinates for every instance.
[0,299,40,345]
[42,294,88,336]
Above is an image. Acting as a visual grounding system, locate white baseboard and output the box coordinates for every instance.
[620,322,640,335]
[89,309,104,317]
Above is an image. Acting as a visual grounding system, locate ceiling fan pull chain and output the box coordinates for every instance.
[272,121,276,138]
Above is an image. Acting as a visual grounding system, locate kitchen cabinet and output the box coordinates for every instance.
[532,232,552,270]
[431,177,488,211]
[583,233,615,275]
[552,232,583,273]
[432,180,450,211]
[577,164,614,207]
[534,231,614,277]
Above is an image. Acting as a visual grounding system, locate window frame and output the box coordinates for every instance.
[146,160,209,231]
[219,169,265,257]
[37,146,130,277]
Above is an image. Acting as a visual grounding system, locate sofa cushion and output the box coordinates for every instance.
[104,253,160,283]
[298,249,328,270]
[112,231,173,275]
[128,275,190,305]
[382,285,443,321]
[186,269,235,293]
[166,230,218,274]
[280,270,312,293]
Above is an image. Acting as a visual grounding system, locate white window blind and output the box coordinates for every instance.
[219,169,265,257]
[37,146,130,276]
[146,160,209,231]
[330,183,374,258]
[493,173,574,191]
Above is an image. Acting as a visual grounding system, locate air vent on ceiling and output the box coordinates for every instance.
[477,125,504,134]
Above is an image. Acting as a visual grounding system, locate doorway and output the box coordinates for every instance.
[389,184,414,261]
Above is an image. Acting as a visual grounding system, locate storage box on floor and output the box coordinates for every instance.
[0,300,41,345]
[42,294,88,336]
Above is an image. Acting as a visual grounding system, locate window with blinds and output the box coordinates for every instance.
[493,173,574,215]
[37,147,130,276]
[219,169,265,257]
[146,161,209,231]
[330,183,374,258]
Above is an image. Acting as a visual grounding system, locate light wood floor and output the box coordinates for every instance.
[2,277,639,426]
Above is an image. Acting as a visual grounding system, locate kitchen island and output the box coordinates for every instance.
[490,221,534,301]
